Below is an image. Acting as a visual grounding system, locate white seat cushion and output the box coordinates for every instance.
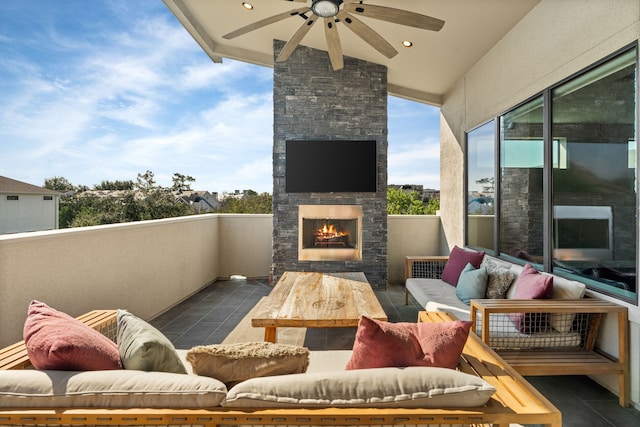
[0,369,226,408]
[406,278,471,320]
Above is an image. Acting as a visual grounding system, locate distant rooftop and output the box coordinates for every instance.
[0,176,61,196]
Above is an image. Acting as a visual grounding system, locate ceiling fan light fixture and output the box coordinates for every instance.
[311,0,342,18]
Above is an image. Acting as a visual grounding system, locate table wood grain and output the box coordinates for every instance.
[251,271,387,342]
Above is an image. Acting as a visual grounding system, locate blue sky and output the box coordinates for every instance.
[0,0,440,194]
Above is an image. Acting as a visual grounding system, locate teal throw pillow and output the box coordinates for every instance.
[455,263,488,305]
[117,310,187,374]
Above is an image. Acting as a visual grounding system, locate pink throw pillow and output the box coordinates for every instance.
[441,246,485,286]
[345,316,472,370]
[509,264,553,333]
[23,300,122,371]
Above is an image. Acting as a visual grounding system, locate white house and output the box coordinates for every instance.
[173,190,221,213]
[0,176,60,234]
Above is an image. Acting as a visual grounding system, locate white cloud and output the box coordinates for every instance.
[0,0,440,194]
[388,134,440,188]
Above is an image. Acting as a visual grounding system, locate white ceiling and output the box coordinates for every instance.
[163,0,541,106]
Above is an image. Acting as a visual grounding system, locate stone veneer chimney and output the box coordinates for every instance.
[272,40,388,289]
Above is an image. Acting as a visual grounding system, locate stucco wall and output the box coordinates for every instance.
[0,214,440,347]
[0,215,220,347]
[217,214,272,279]
[439,0,640,407]
[387,215,442,285]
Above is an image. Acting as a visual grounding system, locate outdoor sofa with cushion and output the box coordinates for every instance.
[405,246,629,407]
[0,304,561,427]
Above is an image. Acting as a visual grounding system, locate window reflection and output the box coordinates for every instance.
[468,46,637,303]
[551,48,637,300]
[499,96,544,267]
[466,120,495,252]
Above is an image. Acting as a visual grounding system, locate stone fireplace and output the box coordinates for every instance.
[272,41,388,289]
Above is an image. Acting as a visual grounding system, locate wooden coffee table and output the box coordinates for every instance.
[251,271,387,343]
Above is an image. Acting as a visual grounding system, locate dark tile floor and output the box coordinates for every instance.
[151,277,640,427]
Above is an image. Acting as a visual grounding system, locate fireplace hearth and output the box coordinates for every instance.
[298,205,362,261]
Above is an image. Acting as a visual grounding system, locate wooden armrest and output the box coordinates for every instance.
[405,255,449,279]
[470,298,627,314]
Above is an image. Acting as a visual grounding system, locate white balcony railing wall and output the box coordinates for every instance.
[0,214,444,348]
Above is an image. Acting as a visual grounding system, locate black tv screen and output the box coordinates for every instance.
[285,140,377,193]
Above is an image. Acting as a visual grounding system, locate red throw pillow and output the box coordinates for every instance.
[23,300,122,371]
[509,264,553,333]
[345,316,471,370]
[441,246,485,286]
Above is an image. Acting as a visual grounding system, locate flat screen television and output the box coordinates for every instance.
[285,140,377,193]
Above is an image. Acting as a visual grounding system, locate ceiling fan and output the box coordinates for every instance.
[223,0,445,70]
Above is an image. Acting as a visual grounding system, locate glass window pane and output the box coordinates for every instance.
[551,48,637,302]
[499,96,544,266]
[466,120,495,252]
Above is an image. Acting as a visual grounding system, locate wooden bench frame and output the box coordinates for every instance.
[404,255,449,305]
[0,309,561,426]
[470,298,629,407]
[405,255,630,407]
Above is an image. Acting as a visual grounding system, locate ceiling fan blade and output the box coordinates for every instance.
[277,16,319,62]
[324,17,344,70]
[223,7,310,39]
[336,10,397,58]
[343,3,445,31]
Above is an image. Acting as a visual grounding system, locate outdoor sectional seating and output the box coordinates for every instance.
[405,247,629,407]
[0,308,562,427]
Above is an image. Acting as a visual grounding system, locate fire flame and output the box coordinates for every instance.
[316,222,348,240]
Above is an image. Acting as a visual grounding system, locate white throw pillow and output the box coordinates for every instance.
[547,274,586,333]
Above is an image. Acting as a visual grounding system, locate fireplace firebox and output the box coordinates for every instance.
[302,218,357,249]
[298,205,362,261]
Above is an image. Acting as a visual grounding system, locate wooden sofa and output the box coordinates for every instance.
[405,254,629,407]
[0,310,561,427]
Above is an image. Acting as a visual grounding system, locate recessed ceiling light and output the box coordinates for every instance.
[402,40,413,48]
[242,2,254,10]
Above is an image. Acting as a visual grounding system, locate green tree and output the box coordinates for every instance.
[44,176,75,191]
[143,191,192,219]
[94,180,134,191]
[476,177,495,193]
[424,197,440,215]
[135,170,157,193]
[216,192,272,213]
[386,187,427,215]
[171,173,196,191]
[60,195,127,228]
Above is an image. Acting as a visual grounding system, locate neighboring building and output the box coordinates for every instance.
[389,184,440,201]
[173,190,220,213]
[76,189,140,200]
[221,190,253,201]
[0,176,61,234]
